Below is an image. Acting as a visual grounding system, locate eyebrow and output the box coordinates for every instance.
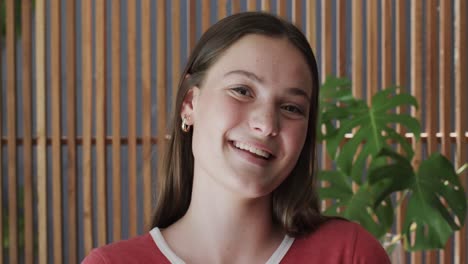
[224,69,311,101]
[224,70,263,82]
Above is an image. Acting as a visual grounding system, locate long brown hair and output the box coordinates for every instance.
[151,12,325,237]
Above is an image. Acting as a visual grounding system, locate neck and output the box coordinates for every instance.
[162,171,284,263]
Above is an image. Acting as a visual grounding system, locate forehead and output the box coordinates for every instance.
[205,34,313,91]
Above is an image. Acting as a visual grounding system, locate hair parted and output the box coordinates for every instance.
[150,11,326,237]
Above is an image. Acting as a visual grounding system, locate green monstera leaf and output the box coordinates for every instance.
[403,154,466,250]
[367,148,466,250]
[318,76,357,141]
[318,170,393,238]
[317,77,467,252]
[318,77,421,183]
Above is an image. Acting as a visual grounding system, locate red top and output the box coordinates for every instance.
[82,219,391,263]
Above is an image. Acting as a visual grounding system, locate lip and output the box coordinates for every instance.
[228,140,276,167]
[230,140,275,157]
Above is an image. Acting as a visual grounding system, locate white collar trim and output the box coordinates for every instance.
[149,227,294,264]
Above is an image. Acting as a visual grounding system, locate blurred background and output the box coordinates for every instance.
[1,0,467,263]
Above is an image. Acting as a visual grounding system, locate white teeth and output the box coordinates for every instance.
[233,141,271,159]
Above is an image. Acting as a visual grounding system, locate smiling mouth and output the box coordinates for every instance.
[230,141,273,160]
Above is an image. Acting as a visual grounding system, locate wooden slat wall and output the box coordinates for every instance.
[50,0,62,262]
[366,0,377,99]
[395,1,408,263]
[381,0,392,88]
[0,0,2,252]
[0,1,3,258]
[81,0,93,255]
[66,0,77,262]
[218,0,227,19]
[411,1,423,263]
[291,0,301,28]
[277,0,287,19]
[6,0,18,263]
[111,0,122,243]
[247,0,256,11]
[439,0,453,262]
[1,1,467,263]
[202,0,211,32]
[187,0,197,52]
[352,0,363,99]
[95,0,107,247]
[231,0,240,14]
[156,2,168,241]
[261,0,271,13]
[305,0,316,53]
[142,0,153,229]
[455,0,467,262]
[336,0,346,77]
[35,0,47,263]
[425,1,438,263]
[127,0,138,238]
[320,0,333,208]
[21,1,33,263]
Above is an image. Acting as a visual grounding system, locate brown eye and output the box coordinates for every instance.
[231,87,251,97]
[281,104,304,115]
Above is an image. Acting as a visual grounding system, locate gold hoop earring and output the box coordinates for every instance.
[181,117,191,132]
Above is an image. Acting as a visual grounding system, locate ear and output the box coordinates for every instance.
[180,86,200,125]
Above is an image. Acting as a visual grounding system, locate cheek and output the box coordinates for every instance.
[193,94,242,141]
[282,123,308,158]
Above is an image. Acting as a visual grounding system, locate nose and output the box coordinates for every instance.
[249,105,279,137]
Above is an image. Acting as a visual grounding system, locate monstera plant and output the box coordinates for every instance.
[317,76,467,251]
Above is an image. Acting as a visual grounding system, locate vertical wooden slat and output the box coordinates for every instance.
[425,0,438,154]
[51,0,63,262]
[395,0,407,263]
[157,0,168,217]
[21,0,34,263]
[95,0,107,247]
[187,0,197,53]
[172,0,181,108]
[321,0,332,80]
[218,0,227,19]
[127,0,138,237]
[82,0,94,254]
[0,3,3,260]
[320,0,333,209]
[455,0,467,263]
[366,0,377,101]
[202,0,211,32]
[439,1,453,262]
[381,0,392,88]
[276,0,287,19]
[352,0,363,98]
[306,0,317,53]
[336,0,346,77]
[66,0,78,262]
[291,0,302,29]
[6,0,18,263]
[111,0,122,242]
[425,1,438,263]
[142,0,153,227]
[156,1,167,235]
[35,0,48,262]
[411,1,423,263]
[410,1,423,175]
[232,0,240,14]
[261,0,271,12]
[247,0,256,11]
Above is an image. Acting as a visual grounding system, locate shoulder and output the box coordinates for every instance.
[282,219,391,264]
[81,233,170,264]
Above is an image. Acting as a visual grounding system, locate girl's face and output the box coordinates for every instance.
[182,34,313,199]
